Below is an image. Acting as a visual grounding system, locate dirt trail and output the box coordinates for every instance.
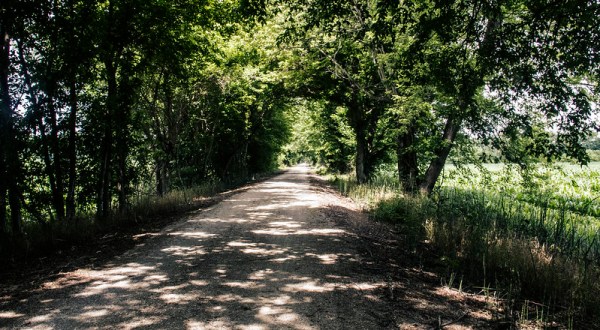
[0,165,494,329]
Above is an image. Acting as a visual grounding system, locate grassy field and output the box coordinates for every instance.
[330,162,600,327]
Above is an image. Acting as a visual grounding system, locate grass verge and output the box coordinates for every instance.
[329,172,600,328]
[2,171,281,264]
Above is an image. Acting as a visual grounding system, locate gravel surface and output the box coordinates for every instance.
[0,165,496,329]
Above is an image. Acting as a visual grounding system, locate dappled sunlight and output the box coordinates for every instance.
[189,279,209,286]
[214,293,256,305]
[161,245,207,256]
[305,252,344,265]
[227,240,255,247]
[223,281,266,289]
[186,319,237,330]
[117,316,167,330]
[269,221,302,228]
[0,166,492,329]
[245,211,274,220]
[227,240,289,256]
[143,274,168,284]
[242,247,287,255]
[252,227,346,236]
[78,308,110,318]
[75,279,135,297]
[194,216,257,224]
[269,255,300,263]
[169,231,217,239]
[248,268,275,280]
[0,311,24,320]
[249,198,320,211]
[160,292,200,304]
[236,324,269,330]
[256,306,313,330]
[281,280,338,293]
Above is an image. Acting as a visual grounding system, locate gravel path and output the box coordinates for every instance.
[1,165,498,329]
[1,165,399,329]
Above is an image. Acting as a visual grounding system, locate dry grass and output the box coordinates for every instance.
[330,172,600,328]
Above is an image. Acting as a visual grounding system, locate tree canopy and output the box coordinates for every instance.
[281,0,599,193]
[0,0,598,252]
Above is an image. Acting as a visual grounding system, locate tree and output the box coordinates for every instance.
[282,0,598,193]
[282,0,395,182]
[0,0,25,235]
[0,0,278,253]
[395,0,600,194]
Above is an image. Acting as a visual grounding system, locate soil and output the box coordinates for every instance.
[0,165,504,329]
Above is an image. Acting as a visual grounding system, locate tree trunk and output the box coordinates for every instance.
[419,116,462,195]
[155,77,174,196]
[348,99,370,184]
[47,84,65,222]
[115,82,132,213]
[1,29,21,234]
[66,79,77,221]
[0,30,9,232]
[155,159,169,197]
[97,60,116,220]
[38,114,58,221]
[355,127,368,184]
[397,127,419,193]
[0,150,6,233]
[17,40,61,223]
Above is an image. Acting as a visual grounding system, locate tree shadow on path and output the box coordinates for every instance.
[1,167,496,329]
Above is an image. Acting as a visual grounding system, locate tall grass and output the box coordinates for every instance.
[330,163,600,326]
[7,179,237,260]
